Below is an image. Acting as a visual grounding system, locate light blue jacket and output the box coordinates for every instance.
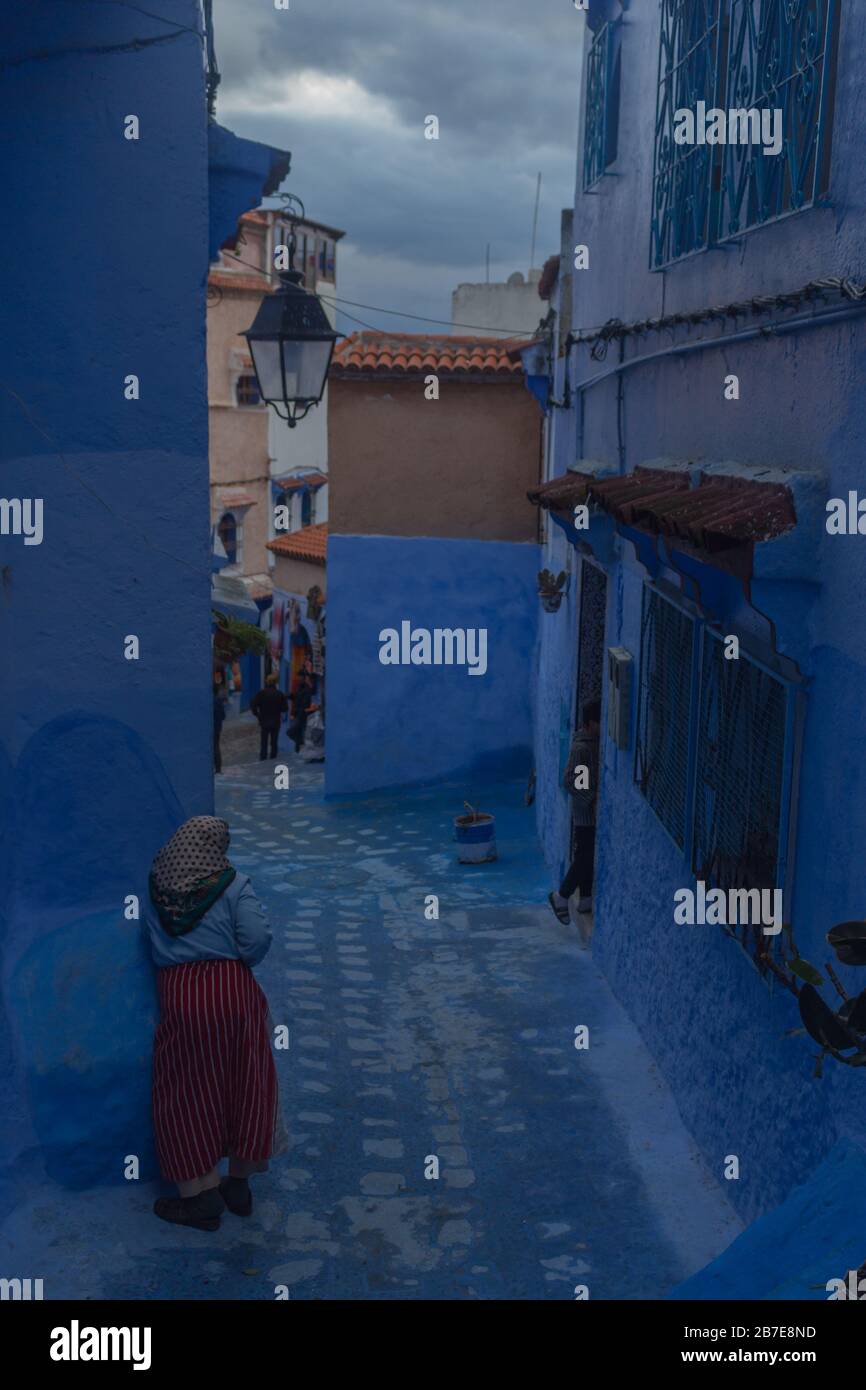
[144,873,273,969]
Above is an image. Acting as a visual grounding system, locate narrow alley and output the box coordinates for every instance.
[6,757,740,1300]
[7,0,866,1346]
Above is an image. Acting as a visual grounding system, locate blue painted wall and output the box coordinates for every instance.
[531,2,866,1223]
[0,3,287,1192]
[532,527,577,886]
[669,1138,866,1300]
[326,535,539,796]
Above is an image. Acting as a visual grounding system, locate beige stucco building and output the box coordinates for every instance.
[451,269,546,339]
[324,330,545,800]
[207,208,344,601]
[266,520,328,601]
[328,333,543,543]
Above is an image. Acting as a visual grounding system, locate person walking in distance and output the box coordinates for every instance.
[548,698,602,921]
[288,669,314,754]
[250,672,288,761]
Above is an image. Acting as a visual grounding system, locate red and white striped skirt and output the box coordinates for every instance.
[152,958,279,1183]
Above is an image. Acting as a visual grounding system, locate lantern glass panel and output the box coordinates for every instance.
[248,339,284,402]
[281,338,333,401]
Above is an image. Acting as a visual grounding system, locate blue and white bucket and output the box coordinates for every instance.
[454,812,497,864]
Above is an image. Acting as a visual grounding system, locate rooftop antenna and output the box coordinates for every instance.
[485,242,491,283]
[529,172,542,272]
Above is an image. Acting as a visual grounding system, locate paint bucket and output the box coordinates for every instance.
[453,811,497,864]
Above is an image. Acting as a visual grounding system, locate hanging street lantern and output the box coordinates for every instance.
[242,195,338,428]
[243,270,338,428]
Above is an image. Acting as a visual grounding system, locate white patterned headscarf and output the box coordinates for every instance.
[149,816,235,935]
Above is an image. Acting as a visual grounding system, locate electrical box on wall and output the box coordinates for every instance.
[607,646,633,749]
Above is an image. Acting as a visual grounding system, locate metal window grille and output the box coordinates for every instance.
[650,0,724,268]
[236,374,261,407]
[635,589,696,848]
[691,630,787,924]
[717,0,839,241]
[583,21,622,192]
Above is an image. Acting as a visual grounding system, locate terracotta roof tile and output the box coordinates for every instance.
[216,488,259,508]
[529,466,797,552]
[266,522,328,564]
[209,269,272,294]
[589,468,796,549]
[331,332,533,379]
[273,472,328,492]
[527,473,592,510]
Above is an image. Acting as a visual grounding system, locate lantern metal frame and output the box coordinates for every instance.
[242,193,339,428]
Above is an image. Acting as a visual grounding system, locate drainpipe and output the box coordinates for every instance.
[576,339,586,461]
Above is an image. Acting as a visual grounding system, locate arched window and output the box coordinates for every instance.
[301,488,313,528]
[218,511,238,564]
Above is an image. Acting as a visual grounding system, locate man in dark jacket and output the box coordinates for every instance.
[250,673,288,760]
[288,671,314,753]
[548,698,602,921]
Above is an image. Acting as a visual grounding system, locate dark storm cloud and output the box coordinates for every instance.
[211,0,582,329]
[216,0,581,148]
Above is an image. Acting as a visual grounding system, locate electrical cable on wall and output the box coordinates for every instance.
[214,245,866,350]
[571,277,866,357]
[215,248,542,337]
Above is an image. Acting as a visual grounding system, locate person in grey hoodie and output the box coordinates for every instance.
[548,698,601,921]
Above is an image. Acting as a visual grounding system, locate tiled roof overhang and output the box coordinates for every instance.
[588,467,796,551]
[208,270,272,294]
[266,522,328,564]
[216,488,258,508]
[273,472,328,492]
[529,465,799,580]
[331,332,532,379]
[527,473,591,511]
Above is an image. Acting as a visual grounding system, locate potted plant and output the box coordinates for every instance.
[797,920,866,1075]
[537,568,568,613]
[211,609,269,662]
[453,801,497,864]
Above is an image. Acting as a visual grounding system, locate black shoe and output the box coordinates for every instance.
[547,891,570,924]
[154,1186,224,1231]
[219,1176,253,1217]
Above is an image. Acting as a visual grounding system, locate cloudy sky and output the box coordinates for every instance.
[213,0,584,335]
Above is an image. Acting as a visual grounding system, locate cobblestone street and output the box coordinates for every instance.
[2,752,740,1300]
